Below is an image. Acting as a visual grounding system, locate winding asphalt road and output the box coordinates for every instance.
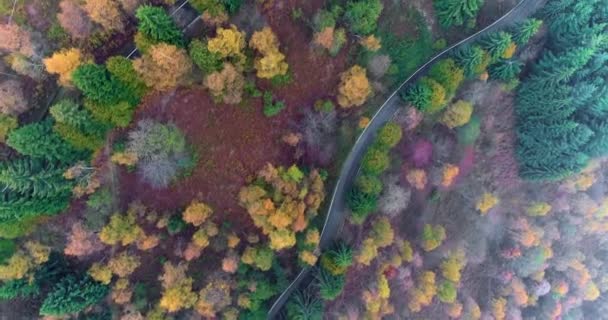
[267,0,545,318]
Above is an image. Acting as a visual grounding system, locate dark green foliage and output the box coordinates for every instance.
[347,188,377,224]
[221,0,243,14]
[7,121,84,163]
[188,40,223,74]
[106,56,148,98]
[489,59,523,81]
[135,6,183,47]
[263,91,286,117]
[72,64,138,107]
[479,31,512,61]
[457,115,481,145]
[270,73,293,87]
[167,215,186,235]
[453,45,488,77]
[344,0,383,35]
[379,10,433,80]
[361,147,389,175]
[314,268,345,301]
[375,122,403,149]
[0,279,40,300]
[0,157,73,223]
[515,0,608,180]
[0,239,15,264]
[39,276,108,316]
[401,82,432,111]
[286,289,322,320]
[433,0,484,27]
[50,100,107,151]
[512,18,543,45]
[355,174,383,196]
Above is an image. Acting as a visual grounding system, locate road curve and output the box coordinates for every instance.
[267,0,545,317]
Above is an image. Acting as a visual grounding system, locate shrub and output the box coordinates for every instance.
[39,276,108,316]
[376,122,403,149]
[441,100,473,129]
[135,6,183,47]
[315,268,345,301]
[345,0,383,35]
[167,215,186,235]
[337,65,372,108]
[421,224,446,252]
[361,147,390,175]
[189,39,223,74]
[127,119,194,188]
[262,91,286,117]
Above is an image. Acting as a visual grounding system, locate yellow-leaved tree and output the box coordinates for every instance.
[249,27,289,79]
[183,200,213,226]
[84,0,124,31]
[44,48,86,86]
[207,24,246,62]
[337,65,372,108]
[134,43,193,91]
[159,262,198,312]
[99,211,144,246]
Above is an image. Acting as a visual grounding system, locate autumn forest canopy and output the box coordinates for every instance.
[0,0,608,319]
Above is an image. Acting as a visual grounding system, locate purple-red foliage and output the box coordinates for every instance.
[458,146,475,177]
[411,139,433,168]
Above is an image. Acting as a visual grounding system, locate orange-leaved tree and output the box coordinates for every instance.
[134,43,193,91]
[337,65,372,108]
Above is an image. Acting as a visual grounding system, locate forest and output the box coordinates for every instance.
[0,0,608,319]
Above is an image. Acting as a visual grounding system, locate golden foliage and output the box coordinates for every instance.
[238,164,325,251]
[337,65,372,108]
[227,233,240,248]
[196,279,232,317]
[358,116,370,129]
[355,238,378,266]
[526,202,552,217]
[441,251,466,283]
[84,0,124,31]
[360,35,381,51]
[183,200,213,227]
[491,298,507,320]
[305,228,320,246]
[249,27,288,79]
[441,164,460,187]
[299,250,318,266]
[207,25,246,60]
[44,48,85,86]
[111,152,138,166]
[99,211,144,246]
[108,252,141,277]
[0,252,32,281]
[408,271,436,312]
[584,281,600,301]
[89,262,112,284]
[406,169,427,190]
[158,262,198,312]
[24,241,50,265]
[502,41,517,59]
[134,43,192,91]
[371,217,394,248]
[398,239,414,263]
[476,193,499,215]
[441,100,473,129]
[204,63,245,104]
[112,278,133,305]
[137,234,160,251]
